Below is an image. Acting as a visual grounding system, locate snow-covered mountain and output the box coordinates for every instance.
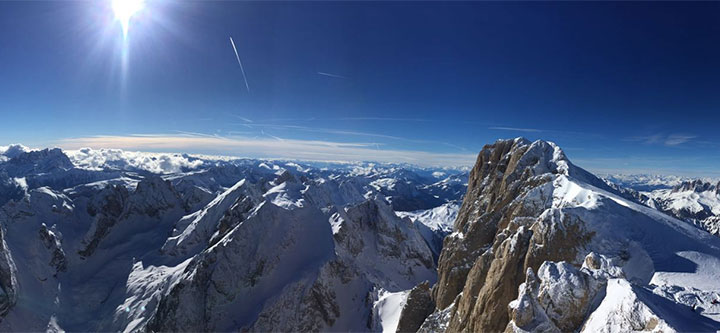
[643,180,720,236]
[397,203,459,262]
[0,145,466,332]
[398,138,720,332]
[601,173,690,191]
[602,175,720,238]
[3,140,720,332]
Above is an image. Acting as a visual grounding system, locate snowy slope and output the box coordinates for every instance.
[397,202,459,261]
[411,138,720,333]
[509,152,720,332]
[0,146,464,331]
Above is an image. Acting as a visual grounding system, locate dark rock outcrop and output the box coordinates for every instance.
[80,176,184,257]
[396,281,435,333]
[39,223,66,275]
[0,225,17,319]
[672,180,716,193]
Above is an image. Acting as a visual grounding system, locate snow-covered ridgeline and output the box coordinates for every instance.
[405,138,720,332]
[0,144,466,331]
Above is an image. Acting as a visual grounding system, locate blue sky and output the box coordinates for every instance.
[1,1,719,174]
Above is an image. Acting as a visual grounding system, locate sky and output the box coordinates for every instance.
[1,1,720,175]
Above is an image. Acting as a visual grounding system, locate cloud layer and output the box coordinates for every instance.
[57,134,477,167]
[66,147,205,174]
[627,134,697,147]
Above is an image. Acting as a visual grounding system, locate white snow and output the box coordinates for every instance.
[651,251,720,290]
[648,187,720,215]
[162,179,258,256]
[602,174,690,191]
[582,279,673,333]
[13,177,27,191]
[373,289,410,333]
[397,202,459,233]
[370,178,398,191]
[264,180,307,209]
[115,259,193,333]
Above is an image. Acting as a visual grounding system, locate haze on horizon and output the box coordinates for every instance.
[1,1,720,176]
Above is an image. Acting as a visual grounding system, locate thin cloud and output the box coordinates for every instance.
[237,123,414,142]
[237,122,468,150]
[56,134,477,167]
[626,134,697,147]
[172,130,220,138]
[317,72,347,79]
[626,134,663,145]
[665,134,696,146]
[230,114,254,123]
[488,127,544,133]
[337,117,431,122]
[261,130,284,142]
[226,130,253,136]
[575,156,720,178]
[442,142,469,152]
[229,37,251,93]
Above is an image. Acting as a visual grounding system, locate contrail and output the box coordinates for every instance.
[317,71,346,79]
[229,37,250,93]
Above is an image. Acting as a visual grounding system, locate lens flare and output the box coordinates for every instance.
[112,0,144,38]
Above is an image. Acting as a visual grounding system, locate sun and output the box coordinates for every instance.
[112,0,145,39]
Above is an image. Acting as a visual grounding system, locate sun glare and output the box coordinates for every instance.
[112,0,144,39]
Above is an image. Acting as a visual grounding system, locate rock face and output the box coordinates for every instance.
[671,180,716,193]
[395,281,435,333]
[80,176,186,258]
[430,138,600,332]
[145,194,436,332]
[0,225,17,318]
[147,203,336,332]
[506,255,615,333]
[409,138,720,332]
[397,203,459,263]
[39,224,67,275]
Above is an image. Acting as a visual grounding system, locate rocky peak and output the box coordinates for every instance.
[672,179,716,193]
[129,176,185,216]
[80,184,130,257]
[331,197,435,288]
[86,184,129,218]
[273,169,297,186]
[433,138,576,309]
[417,138,611,332]
[3,148,73,177]
[0,144,29,159]
[80,177,184,258]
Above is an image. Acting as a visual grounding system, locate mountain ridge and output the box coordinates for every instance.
[402,138,720,332]
[2,138,720,332]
